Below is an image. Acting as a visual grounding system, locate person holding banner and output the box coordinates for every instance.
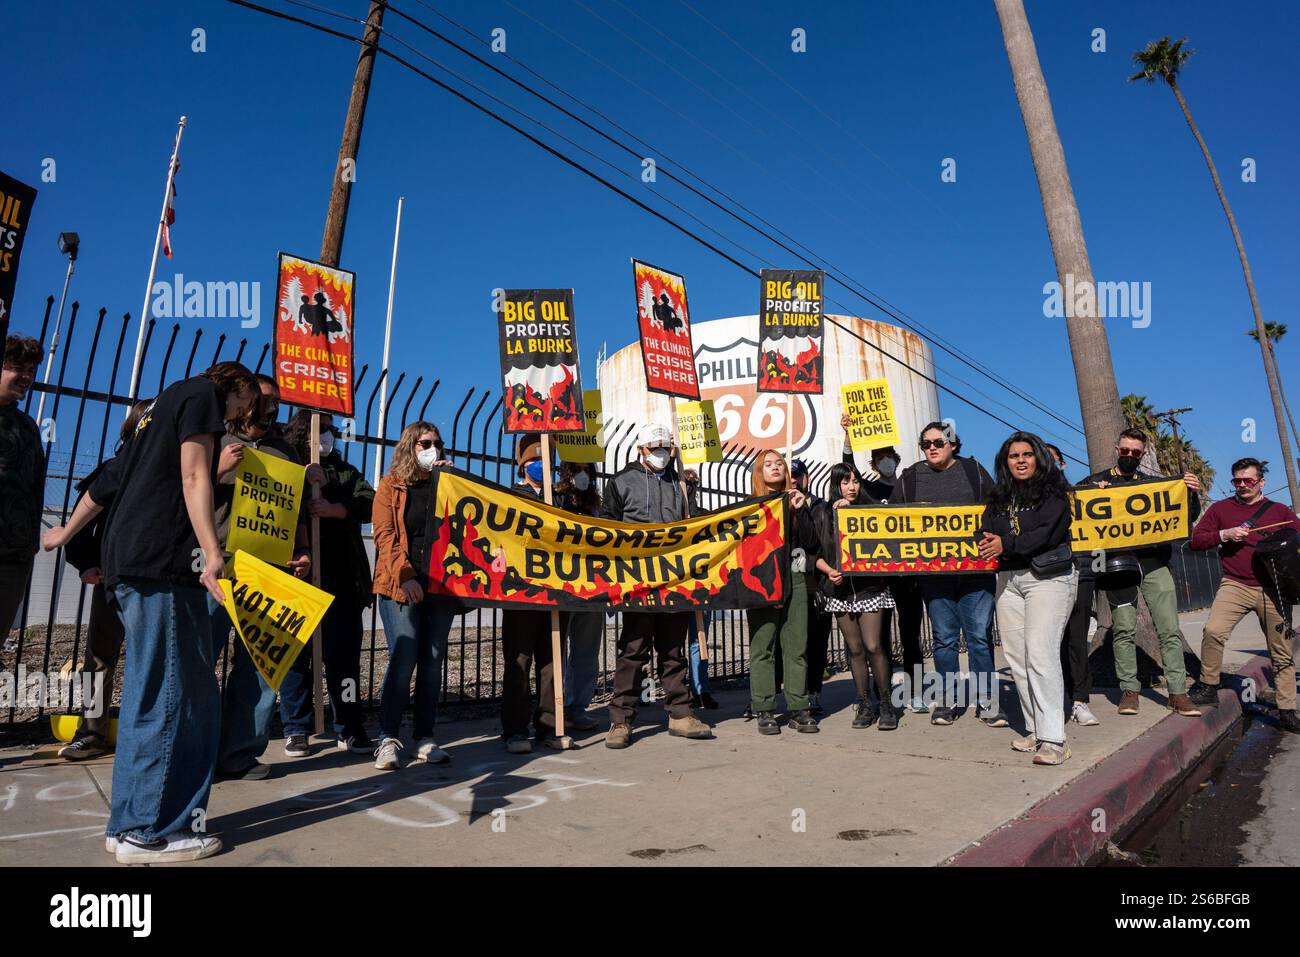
[978,432,1078,765]
[601,423,714,748]
[557,461,606,730]
[1081,429,1201,718]
[370,421,454,769]
[207,375,311,779]
[282,410,378,759]
[98,361,259,864]
[889,422,1005,727]
[812,462,899,730]
[1047,444,1100,727]
[0,335,44,648]
[500,435,571,753]
[747,450,820,735]
[1188,458,1300,732]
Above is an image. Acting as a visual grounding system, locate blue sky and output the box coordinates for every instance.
[5,0,1297,496]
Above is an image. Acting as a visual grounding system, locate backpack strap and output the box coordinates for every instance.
[960,456,983,500]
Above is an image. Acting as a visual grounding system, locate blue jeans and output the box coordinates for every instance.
[209,597,277,772]
[563,612,604,711]
[687,611,713,696]
[919,574,997,711]
[107,581,219,842]
[278,595,367,738]
[376,594,456,740]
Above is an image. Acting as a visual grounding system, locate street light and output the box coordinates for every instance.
[35,232,80,427]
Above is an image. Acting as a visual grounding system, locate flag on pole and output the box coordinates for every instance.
[161,162,179,259]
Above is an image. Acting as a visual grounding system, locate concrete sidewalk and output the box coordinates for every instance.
[0,610,1283,867]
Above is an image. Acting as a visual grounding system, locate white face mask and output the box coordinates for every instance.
[876,457,898,478]
[645,448,671,472]
[319,432,336,456]
[416,447,440,470]
[573,472,591,492]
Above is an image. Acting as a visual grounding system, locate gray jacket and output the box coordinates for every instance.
[601,461,690,524]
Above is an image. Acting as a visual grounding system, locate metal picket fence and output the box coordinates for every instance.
[3,296,1224,730]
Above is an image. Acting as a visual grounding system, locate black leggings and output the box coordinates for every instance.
[837,611,891,702]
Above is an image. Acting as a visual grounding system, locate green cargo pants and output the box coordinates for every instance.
[747,571,809,712]
[1108,564,1186,694]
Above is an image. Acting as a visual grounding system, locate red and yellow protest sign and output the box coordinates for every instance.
[633,259,699,399]
[274,252,356,416]
[219,550,333,690]
[556,389,605,463]
[424,469,787,611]
[838,504,996,574]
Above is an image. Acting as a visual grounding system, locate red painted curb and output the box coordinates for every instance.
[948,656,1272,867]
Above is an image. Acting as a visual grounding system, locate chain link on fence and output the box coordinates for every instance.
[3,301,1226,728]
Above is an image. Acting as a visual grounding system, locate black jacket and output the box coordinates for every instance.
[809,497,888,600]
[980,493,1073,574]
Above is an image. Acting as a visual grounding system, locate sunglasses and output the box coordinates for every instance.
[1230,477,1259,488]
[416,438,442,450]
[919,438,948,450]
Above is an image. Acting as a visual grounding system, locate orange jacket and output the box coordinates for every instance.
[371,473,420,603]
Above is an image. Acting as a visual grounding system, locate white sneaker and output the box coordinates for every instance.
[1010,733,1038,753]
[909,696,929,714]
[115,833,222,864]
[105,835,118,854]
[414,737,450,764]
[1072,701,1100,726]
[374,737,403,771]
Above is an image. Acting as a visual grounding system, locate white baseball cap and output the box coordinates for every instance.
[637,423,673,448]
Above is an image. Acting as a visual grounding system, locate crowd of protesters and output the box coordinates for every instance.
[4,330,1300,863]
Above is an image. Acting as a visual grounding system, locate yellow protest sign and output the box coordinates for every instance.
[556,389,605,463]
[842,378,900,452]
[226,447,305,567]
[1070,478,1189,553]
[676,398,722,464]
[837,504,995,574]
[219,550,333,690]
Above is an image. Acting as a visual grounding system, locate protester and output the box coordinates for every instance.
[681,468,718,710]
[97,361,258,863]
[370,420,453,769]
[281,411,376,757]
[747,450,820,735]
[43,400,150,760]
[1046,444,1099,727]
[601,423,713,748]
[1081,429,1202,717]
[842,429,927,713]
[499,434,569,753]
[812,462,898,730]
[792,458,830,715]
[889,422,1005,727]
[979,432,1078,765]
[1187,458,1300,731]
[0,336,45,648]
[207,375,311,779]
[557,461,606,729]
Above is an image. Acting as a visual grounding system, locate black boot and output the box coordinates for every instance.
[1279,710,1300,734]
[757,710,780,735]
[852,694,877,729]
[788,710,820,733]
[1187,681,1220,707]
[877,699,899,731]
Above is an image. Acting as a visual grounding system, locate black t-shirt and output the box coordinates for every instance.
[101,377,226,587]
[404,478,432,579]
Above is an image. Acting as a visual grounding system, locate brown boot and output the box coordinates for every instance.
[1168,693,1202,717]
[605,723,632,749]
[1118,690,1140,715]
[668,714,714,739]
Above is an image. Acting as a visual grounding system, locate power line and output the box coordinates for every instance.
[221,0,1090,465]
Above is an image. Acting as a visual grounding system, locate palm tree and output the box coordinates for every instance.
[1247,322,1300,459]
[993,0,1126,472]
[1131,37,1300,509]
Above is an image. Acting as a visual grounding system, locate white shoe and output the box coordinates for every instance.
[1010,733,1037,753]
[115,833,222,864]
[414,737,450,764]
[909,696,929,714]
[1072,701,1100,726]
[374,737,403,770]
[105,836,118,854]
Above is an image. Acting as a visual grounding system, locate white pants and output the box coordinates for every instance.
[996,567,1077,746]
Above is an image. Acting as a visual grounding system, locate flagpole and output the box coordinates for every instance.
[128,115,186,400]
[373,195,403,488]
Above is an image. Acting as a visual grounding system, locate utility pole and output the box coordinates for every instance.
[1155,407,1193,476]
[307,0,386,736]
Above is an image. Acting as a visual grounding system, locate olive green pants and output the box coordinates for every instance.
[1108,564,1186,694]
[747,572,809,712]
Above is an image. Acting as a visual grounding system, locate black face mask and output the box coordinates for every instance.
[1117,454,1141,474]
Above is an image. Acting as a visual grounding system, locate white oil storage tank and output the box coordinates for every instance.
[596,314,941,503]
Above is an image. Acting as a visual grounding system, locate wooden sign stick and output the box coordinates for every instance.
[540,434,573,749]
[309,411,325,737]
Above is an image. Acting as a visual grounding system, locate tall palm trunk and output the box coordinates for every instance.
[1266,340,1300,466]
[1167,79,1300,509]
[993,0,1125,472]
